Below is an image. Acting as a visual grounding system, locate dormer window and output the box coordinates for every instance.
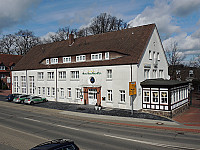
[63,57,71,63]
[91,53,102,61]
[76,55,86,62]
[105,52,109,60]
[0,66,5,70]
[46,59,49,64]
[51,58,58,64]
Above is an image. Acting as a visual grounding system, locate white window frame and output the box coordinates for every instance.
[149,50,152,60]
[47,72,54,80]
[38,87,41,95]
[153,69,157,78]
[107,69,112,79]
[58,71,66,79]
[37,72,44,80]
[143,91,150,102]
[71,71,79,79]
[67,88,72,98]
[91,53,102,61]
[46,59,49,64]
[76,55,86,62]
[159,70,163,78]
[52,87,55,97]
[144,69,150,79]
[152,91,159,104]
[105,52,109,60]
[107,90,112,101]
[42,87,45,96]
[120,90,125,102]
[160,91,168,104]
[157,52,160,61]
[29,76,34,94]
[76,88,80,99]
[60,88,64,98]
[63,57,71,63]
[50,58,58,64]
[13,76,19,93]
[47,87,50,97]
[21,76,26,94]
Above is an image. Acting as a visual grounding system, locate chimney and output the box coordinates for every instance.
[69,33,74,46]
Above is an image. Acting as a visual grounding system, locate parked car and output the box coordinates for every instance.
[30,139,79,150]
[13,95,30,103]
[6,94,21,102]
[24,96,47,105]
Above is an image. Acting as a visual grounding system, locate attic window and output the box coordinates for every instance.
[0,66,5,70]
[51,58,58,64]
[91,53,102,61]
[46,59,49,64]
[76,55,86,62]
[105,52,109,60]
[63,57,71,63]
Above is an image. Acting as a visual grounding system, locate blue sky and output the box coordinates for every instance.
[0,0,200,62]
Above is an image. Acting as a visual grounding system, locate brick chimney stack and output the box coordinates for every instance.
[69,33,74,46]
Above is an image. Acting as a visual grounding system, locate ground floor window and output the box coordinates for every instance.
[52,87,55,97]
[76,88,80,99]
[38,87,41,95]
[42,87,45,96]
[13,76,18,93]
[161,91,168,103]
[107,90,112,101]
[47,87,50,96]
[67,88,71,98]
[152,91,158,103]
[120,90,125,102]
[21,76,26,94]
[144,91,150,102]
[60,88,64,98]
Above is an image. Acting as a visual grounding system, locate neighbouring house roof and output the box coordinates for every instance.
[0,54,22,71]
[140,79,189,88]
[14,24,156,71]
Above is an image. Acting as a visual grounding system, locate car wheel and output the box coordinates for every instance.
[30,101,34,105]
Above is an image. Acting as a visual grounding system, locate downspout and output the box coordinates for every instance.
[26,70,28,95]
[56,68,57,102]
[130,64,133,115]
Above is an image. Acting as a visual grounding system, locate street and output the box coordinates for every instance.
[0,100,200,150]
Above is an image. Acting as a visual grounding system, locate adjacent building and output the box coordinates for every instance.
[13,24,187,114]
[0,54,22,89]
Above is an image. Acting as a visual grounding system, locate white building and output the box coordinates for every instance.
[12,24,171,111]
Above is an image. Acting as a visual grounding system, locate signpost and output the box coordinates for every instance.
[129,82,136,115]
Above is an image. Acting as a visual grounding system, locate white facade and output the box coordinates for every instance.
[12,28,169,110]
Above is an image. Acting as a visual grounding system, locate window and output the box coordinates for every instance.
[29,76,34,94]
[71,71,79,79]
[67,88,71,98]
[153,70,157,78]
[159,70,163,78]
[157,52,160,61]
[59,71,66,79]
[76,88,80,99]
[21,76,26,94]
[152,92,158,103]
[189,70,193,78]
[46,59,49,64]
[149,50,152,60]
[50,58,58,64]
[38,87,41,95]
[13,76,19,93]
[60,88,64,98]
[76,55,86,62]
[0,66,5,70]
[107,90,112,101]
[144,69,150,79]
[47,87,50,96]
[91,53,102,61]
[153,51,156,63]
[47,72,54,80]
[0,74,6,78]
[144,91,150,102]
[107,69,112,79]
[105,52,109,60]
[52,87,55,97]
[42,87,45,95]
[161,92,168,103]
[38,72,44,80]
[63,57,71,63]
[120,90,125,102]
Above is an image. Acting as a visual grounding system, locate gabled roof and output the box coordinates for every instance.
[0,54,22,68]
[14,24,156,71]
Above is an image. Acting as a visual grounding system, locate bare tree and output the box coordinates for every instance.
[0,34,16,54]
[189,54,200,68]
[15,29,40,55]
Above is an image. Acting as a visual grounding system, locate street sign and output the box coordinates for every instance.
[129,82,136,95]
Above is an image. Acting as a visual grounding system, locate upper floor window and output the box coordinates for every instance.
[46,59,49,64]
[149,50,152,60]
[0,66,5,70]
[59,71,66,79]
[47,72,54,80]
[107,69,112,79]
[159,70,164,78]
[120,90,125,102]
[157,52,160,61]
[105,52,109,60]
[51,58,58,64]
[91,53,102,61]
[144,69,150,79]
[153,69,157,78]
[76,55,86,62]
[71,71,79,79]
[189,70,193,78]
[63,57,71,63]
[38,72,44,80]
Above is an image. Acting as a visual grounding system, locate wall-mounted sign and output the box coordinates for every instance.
[129,82,137,95]
[90,77,95,84]
[82,71,101,75]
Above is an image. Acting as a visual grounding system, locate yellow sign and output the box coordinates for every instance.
[129,82,136,95]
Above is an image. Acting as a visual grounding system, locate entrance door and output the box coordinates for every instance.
[88,89,97,105]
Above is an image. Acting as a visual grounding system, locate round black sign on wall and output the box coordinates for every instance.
[90,77,95,84]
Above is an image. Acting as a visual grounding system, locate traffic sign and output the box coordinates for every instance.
[129,82,136,95]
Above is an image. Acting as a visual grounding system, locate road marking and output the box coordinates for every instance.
[24,118,41,122]
[23,117,79,131]
[104,134,198,150]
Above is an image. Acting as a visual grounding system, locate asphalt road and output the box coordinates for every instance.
[0,98,200,150]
